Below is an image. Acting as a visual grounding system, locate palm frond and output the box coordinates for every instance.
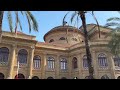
[114,26,120,31]
[14,11,18,33]
[0,11,4,33]
[26,11,38,32]
[14,11,23,33]
[107,17,120,22]
[18,17,22,32]
[105,30,115,38]
[76,15,79,29]
[108,34,120,56]
[62,11,70,26]
[25,12,32,33]
[16,12,23,32]
[7,11,13,32]
[20,11,24,15]
[71,11,77,24]
[91,11,100,38]
[105,22,120,27]
[118,11,120,14]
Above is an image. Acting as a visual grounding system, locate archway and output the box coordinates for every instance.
[73,77,78,79]
[47,77,54,79]
[61,77,67,79]
[101,75,109,79]
[0,73,4,79]
[15,73,25,79]
[85,76,90,79]
[32,76,39,79]
[117,76,120,79]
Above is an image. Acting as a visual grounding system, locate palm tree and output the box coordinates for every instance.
[63,11,100,79]
[105,11,120,56]
[0,11,38,42]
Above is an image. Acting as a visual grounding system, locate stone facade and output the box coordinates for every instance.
[0,24,120,79]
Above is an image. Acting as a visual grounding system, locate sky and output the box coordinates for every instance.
[2,11,120,42]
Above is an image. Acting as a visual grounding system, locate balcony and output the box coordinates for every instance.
[0,62,8,66]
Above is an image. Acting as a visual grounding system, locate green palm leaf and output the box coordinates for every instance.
[62,11,70,26]
[7,11,13,32]
[107,17,120,22]
[26,11,38,32]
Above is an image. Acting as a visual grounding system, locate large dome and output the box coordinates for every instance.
[44,25,84,45]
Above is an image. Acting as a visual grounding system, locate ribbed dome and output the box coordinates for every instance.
[43,25,84,45]
[44,25,80,41]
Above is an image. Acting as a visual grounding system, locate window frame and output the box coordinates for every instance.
[59,37,66,40]
[98,53,108,67]
[17,49,28,66]
[47,57,55,70]
[72,57,78,69]
[33,55,41,69]
[60,58,67,70]
[0,47,9,65]
[49,39,54,43]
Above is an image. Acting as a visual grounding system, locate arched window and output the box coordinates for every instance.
[59,37,66,40]
[72,38,78,41]
[47,77,54,79]
[0,47,9,64]
[101,75,109,79]
[33,55,41,69]
[47,57,55,69]
[32,76,39,79]
[72,57,78,69]
[60,58,67,70]
[14,73,25,79]
[98,53,108,67]
[83,55,88,68]
[49,39,54,43]
[85,76,90,79]
[113,56,120,67]
[0,73,4,79]
[117,76,120,79]
[18,49,28,65]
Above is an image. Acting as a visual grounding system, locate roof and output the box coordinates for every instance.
[79,23,113,35]
[16,31,25,34]
[37,42,71,48]
[43,25,81,41]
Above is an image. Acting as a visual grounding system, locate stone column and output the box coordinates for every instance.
[28,46,35,79]
[7,45,16,79]
[55,54,60,79]
[91,51,99,79]
[68,55,72,79]
[77,53,82,79]
[108,53,115,79]
[41,53,46,79]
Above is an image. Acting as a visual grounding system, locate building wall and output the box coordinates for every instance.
[0,25,119,79]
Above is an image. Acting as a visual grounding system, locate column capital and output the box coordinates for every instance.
[28,46,35,77]
[31,46,35,49]
[92,51,95,53]
[12,44,17,48]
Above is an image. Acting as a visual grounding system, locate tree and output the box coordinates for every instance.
[105,11,120,57]
[0,11,38,42]
[63,11,100,79]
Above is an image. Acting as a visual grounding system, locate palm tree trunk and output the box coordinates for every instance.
[79,11,94,79]
[0,11,4,43]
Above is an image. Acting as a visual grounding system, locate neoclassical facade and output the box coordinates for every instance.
[0,24,120,79]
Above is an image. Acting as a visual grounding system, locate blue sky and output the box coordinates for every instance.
[2,11,120,42]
